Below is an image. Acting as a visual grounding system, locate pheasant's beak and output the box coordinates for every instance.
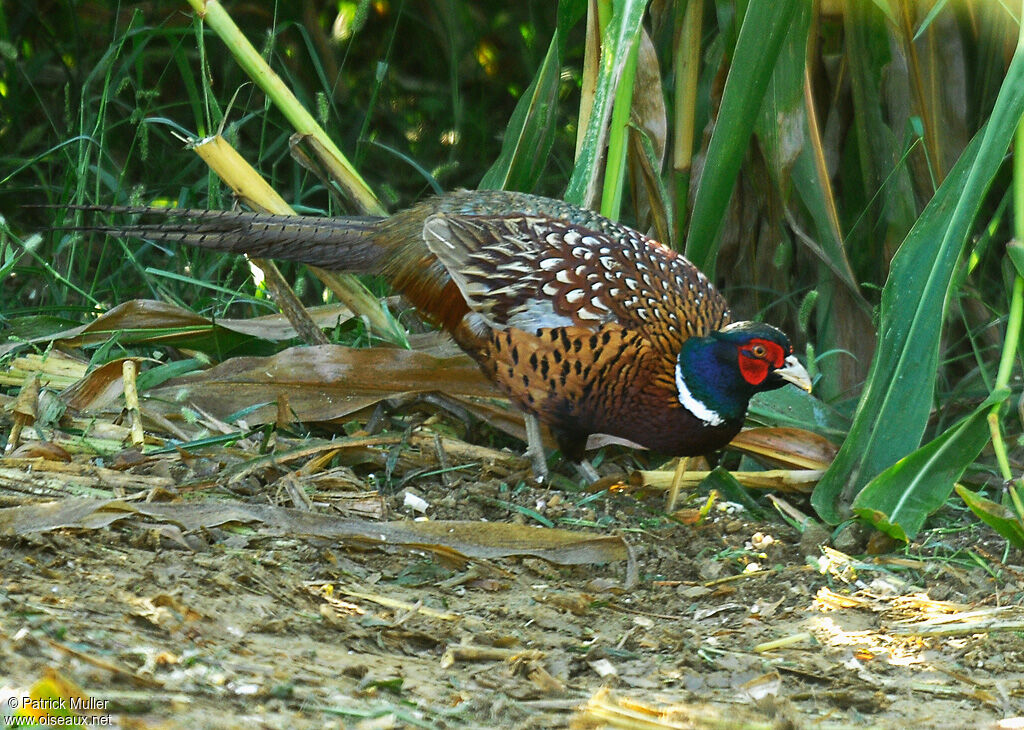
[774,355,813,392]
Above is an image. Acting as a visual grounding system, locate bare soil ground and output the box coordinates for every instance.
[2,447,1023,730]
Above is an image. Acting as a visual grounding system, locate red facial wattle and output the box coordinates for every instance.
[737,339,786,386]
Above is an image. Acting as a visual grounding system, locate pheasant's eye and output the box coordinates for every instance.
[750,344,767,358]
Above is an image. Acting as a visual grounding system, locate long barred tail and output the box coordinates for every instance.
[66,202,475,335]
[64,205,386,272]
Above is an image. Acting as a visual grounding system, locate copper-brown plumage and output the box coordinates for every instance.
[80,190,810,471]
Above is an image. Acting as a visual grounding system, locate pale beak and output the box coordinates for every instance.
[774,354,812,392]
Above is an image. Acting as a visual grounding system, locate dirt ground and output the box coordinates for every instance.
[2,444,1023,730]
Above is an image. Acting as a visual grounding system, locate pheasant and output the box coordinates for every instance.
[78,190,812,478]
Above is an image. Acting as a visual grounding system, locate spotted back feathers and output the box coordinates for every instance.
[422,213,730,358]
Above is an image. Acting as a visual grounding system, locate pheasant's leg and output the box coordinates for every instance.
[576,459,600,483]
[665,457,690,512]
[524,413,548,481]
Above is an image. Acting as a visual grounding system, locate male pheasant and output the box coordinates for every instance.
[80,190,812,478]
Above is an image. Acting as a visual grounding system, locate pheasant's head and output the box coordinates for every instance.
[674,321,812,427]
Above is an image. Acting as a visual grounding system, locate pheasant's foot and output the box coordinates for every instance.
[576,459,600,484]
[524,413,548,482]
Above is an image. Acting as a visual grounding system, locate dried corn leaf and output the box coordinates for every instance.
[571,686,784,729]
[637,466,821,493]
[61,357,147,412]
[729,426,838,469]
[1,299,354,357]
[0,498,627,565]
[0,351,89,389]
[139,344,497,424]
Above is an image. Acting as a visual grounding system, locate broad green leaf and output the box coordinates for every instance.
[955,484,1024,549]
[747,387,849,441]
[479,32,560,192]
[600,24,640,221]
[852,389,1009,540]
[813,39,1024,523]
[754,0,873,400]
[869,0,897,25]
[3,315,85,347]
[135,357,207,393]
[685,0,801,276]
[753,0,809,189]
[913,0,952,42]
[774,3,863,302]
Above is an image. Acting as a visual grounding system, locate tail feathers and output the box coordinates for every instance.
[66,204,477,339]
[65,205,385,272]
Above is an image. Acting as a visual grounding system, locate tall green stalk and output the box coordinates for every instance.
[992,117,1024,517]
[600,27,640,221]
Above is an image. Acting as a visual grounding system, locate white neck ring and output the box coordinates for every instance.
[674,360,725,427]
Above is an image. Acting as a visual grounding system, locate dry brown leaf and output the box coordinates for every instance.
[143,344,498,425]
[0,299,355,356]
[0,498,628,566]
[7,441,72,462]
[632,28,667,165]
[627,27,670,242]
[61,357,148,412]
[728,426,838,469]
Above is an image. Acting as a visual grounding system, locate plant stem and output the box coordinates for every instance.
[186,0,384,216]
[671,0,703,246]
[990,111,1024,517]
[600,26,640,221]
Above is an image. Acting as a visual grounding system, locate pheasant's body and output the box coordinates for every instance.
[82,190,810,468]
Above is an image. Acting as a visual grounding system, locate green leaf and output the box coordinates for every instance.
[600,25,640,221]
[699,466,770,521]
[753,0,809,188]
[685,0,801,276]
[564,0,648,208]
[851,388,1010,541]
[813,40,1024,523]
[479,32,560,192]
[955,484,1024,549]
[556,0,588,52]
[869,0,898,25]
[1008,240,1024,279]
[3,315,85,345]
[912,0,951,42]
[747,388,850,441]
[135,357,207,393]
[841,2,917,268]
